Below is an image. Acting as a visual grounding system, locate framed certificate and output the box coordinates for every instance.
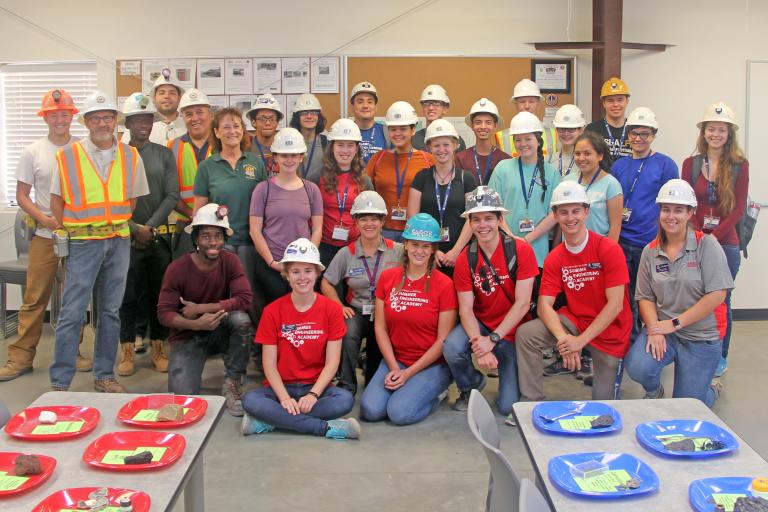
[531,59,572,93]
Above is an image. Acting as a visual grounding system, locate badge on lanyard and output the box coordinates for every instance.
[517,159,540,234]
[622,207,632,223]
[392,150,413,220]
[703,215,720,231]
[332,226,350,241]
[362,302,374,318]
[440,226,450,242]
[334,182,350,240]
[391,206,407,221]
[518,218,535,233]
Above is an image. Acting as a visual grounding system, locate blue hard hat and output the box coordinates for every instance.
[402,213,441,242]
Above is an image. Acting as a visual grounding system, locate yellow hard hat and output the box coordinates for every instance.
[600,77,630,98]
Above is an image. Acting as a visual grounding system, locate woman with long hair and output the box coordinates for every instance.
[552,104,586,177]
[289,93,328,182]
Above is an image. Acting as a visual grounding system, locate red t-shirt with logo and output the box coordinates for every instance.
[539,232,632,358]
[454,236,539,342]
[319,172,364,247]
[255,293,346,386]
[376,267,458,366]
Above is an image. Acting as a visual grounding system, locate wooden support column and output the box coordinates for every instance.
[592,0,624,120]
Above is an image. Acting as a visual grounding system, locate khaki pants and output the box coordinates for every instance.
[515,315,621,401]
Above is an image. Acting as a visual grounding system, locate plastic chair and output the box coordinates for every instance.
[519,478,552,512]
[0,210,31,338]
[468,389,522,512]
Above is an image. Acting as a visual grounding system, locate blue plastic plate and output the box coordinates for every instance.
[689,477,756,512]
[532,401,622,435]
[548,452,659,499]
[636,420,739,458]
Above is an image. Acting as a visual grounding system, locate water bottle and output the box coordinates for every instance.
[52,229,69,258]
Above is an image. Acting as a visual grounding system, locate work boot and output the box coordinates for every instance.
[94,378,126,393]
[222,377,245,417]
[134,335,147,354]
[117,343,135,377]
[325,418,361,440]
[76,350,93,372]
[150,339,169,372]
[452,374,487,412]
[0,361,33,382]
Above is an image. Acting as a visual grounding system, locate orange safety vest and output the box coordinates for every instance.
[168,138,212,221]
[56,141,137,240]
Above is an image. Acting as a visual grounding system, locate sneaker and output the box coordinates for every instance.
[543,360,573,376]
[582,375,593,387]
[325,418,361,440]
[0,361,33,382]
[710,379,723,401]
[76,351,93,372]
[575,356,593,380]
[437,389,449,405]
[714,356,728,378]
[134,335,147,354]
[240,413,275,436]
[94,378,126,393]
[150,339,169,373]
[486,370,499,379]
[452,375,487,411]
[50,385,68,391]
[643,384,664,399]
[222,377,244,417]
[504,413,517,427]
[116,343,135,377]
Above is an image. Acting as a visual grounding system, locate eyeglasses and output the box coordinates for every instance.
[628,131,653,141]
[87,114,115,124]
[421,101,445,108]
[255,115,278,123]
[299,110,320,117]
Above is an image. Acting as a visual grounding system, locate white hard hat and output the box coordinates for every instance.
[178,88,211,112]
[185,203,233,236]
[327,118,362,142]
[280,238,325,270]
[424,119,459,143]
[246,93,284,121]
[119,92,161,124]
[420,84,450,105]
[550,181,589,207]
[351,190,388,216]
[656,179,697,207]
[511,78,542,100]
[465,97,504,128]
[271,127,307,154]
[508,111,543,135]
[79,91,118,124]
[293,93,322,113]
[153,67,184,95]
[385,101,418,126]
[553,104,586,129]
[697,101,739,130]
[349,81,378,102]
[461,186,509,218]
[626,106,659,130]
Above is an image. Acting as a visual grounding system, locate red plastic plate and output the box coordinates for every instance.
[116,395,208,428]
[5,406,100,441]
[0,452,56,498]
[82,431,185,471]
[31,487,151,511]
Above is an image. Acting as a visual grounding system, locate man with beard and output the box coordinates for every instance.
[122,68,186,144]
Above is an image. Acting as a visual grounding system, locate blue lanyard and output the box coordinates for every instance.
[434,167,454,226]
[623,156,649,206]
[336,180,349,220]
[578,169,601,191]
[254,139,272,172]
[559,153,575,177]
[472,148,493,185]
[361,249,383,300]
[300,137,318,178]
[517,158,540,211]
[393,150,413,205]
[603,120,626,149]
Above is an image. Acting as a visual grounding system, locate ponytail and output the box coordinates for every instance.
[535,133,547,201]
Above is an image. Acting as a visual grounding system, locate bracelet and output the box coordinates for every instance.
[307,391,319,399]
[268,260,275,268]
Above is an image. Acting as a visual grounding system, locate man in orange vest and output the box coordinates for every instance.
[49,91,149,392]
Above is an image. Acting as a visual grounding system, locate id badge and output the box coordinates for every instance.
[391,207,407,221]
[440,226,450,242]
[362,303,374,317]
[332,226,350,241]
[518,218,535,233]
[622,207,632,223]
[703,215,720,230]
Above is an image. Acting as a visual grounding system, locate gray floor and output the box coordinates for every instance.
[1,320,766,511]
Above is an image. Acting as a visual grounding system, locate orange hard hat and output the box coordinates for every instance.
[38,89,79,116]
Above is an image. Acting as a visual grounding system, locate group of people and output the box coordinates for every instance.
[0,70,748,439]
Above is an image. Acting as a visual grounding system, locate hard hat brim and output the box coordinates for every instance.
[38,105,79,117]
[246,106,284,121]
[351,209,387,216]
[385,119,417,127]
[119,111,162,125]
[465,113,504,129]
[655,199,697,208]
[402,233,441,243]
[78,109,119,125]
[697,119,739,130]
[184,223,234,236]
[461,205,510,218]
[279,256,325,271]
[550,198,590,207]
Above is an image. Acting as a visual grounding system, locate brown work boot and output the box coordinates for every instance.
[116,343,135,377]
[94,378,126,393]
[150,339,169,373]
[0,361,33,382]
[222,377,245,417]
[76,350,93,372]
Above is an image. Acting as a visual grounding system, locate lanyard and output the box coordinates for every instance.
[361,250,383,300]
[517,158,540,211]
[559,153,575,177]
[472,148,493,185]
[604,120,626,150]
[578,169,601,191]
[433,167,454,226]
[300,137,318,178]
[393,150,413,205]
[623,156,649,206]
[254,139,271,171]
[336,180,349,220]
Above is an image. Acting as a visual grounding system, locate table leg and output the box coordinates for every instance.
[184,457,205,512]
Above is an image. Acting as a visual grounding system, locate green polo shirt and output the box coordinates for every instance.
[193,152,267,245]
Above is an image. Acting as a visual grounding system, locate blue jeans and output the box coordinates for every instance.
[360,360,452,425]
[241,383,354,436]
[443,322,519,414]
[625,330,721,407]
[620,241,645,344]
[50,237,131,388]
[720,244,741,358]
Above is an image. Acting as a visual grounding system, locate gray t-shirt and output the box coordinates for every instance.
[323,237,404,310]
[635,230,734,341]
[300,134,327,184]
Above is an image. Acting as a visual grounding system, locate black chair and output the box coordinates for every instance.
[0,210,31,338]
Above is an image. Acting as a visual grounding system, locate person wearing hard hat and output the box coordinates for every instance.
[443,186,539,422]
[313,119,374,267]
[241,238,360,439]
[288,93,328,183]
[488,112,560,268]
[407,119,478,277]
[49,91,150,393]
[366,101,435,241]
[494,78,558,160]
[168,88,213,259]
[0,89,92,381]
[624,180,733,406]
[515,181,632,401]
[681,102,749,378]
[157,203,254,416]
[246,93,284,176]
[121,68,186,144]
[116,93,180,377]
[552,104,586,178]
[349,81,389,164]
[321,191,404,394]
[585,77,632,161]
[360,213,457,425]
[612,107,679,346]
[412,84,467,152]
[455,98,511,186]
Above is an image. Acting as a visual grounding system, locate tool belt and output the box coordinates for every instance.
[153,223,182,235]
[65,224,127,237]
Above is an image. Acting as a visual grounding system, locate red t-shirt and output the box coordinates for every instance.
[454,236,539,342]
[255,293,346,386]
[319,172,364,247]
[539,232,632,358]
[376,267,457,366]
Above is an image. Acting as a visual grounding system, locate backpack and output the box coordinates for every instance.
[689,155,760,258]
[467,233,518,305]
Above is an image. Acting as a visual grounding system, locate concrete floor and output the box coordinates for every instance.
[1,320,766,511]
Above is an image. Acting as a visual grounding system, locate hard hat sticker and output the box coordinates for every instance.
[96,96,106,103]
[715,107,723,114]
[162,68,171,79]
[189,92,199,100]
[479,99,487,106]
[52,90,62,102]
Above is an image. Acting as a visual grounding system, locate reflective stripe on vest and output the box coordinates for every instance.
[168,138,211,220]
[494,126,557,158]
[56,141,136,239]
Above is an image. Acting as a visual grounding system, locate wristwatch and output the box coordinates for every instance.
[489,332,501,344]
[672,317,682,330]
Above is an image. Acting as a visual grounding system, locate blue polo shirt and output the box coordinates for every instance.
[359,123,388,164]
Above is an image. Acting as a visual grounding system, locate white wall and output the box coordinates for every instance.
[1,0,766,307]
